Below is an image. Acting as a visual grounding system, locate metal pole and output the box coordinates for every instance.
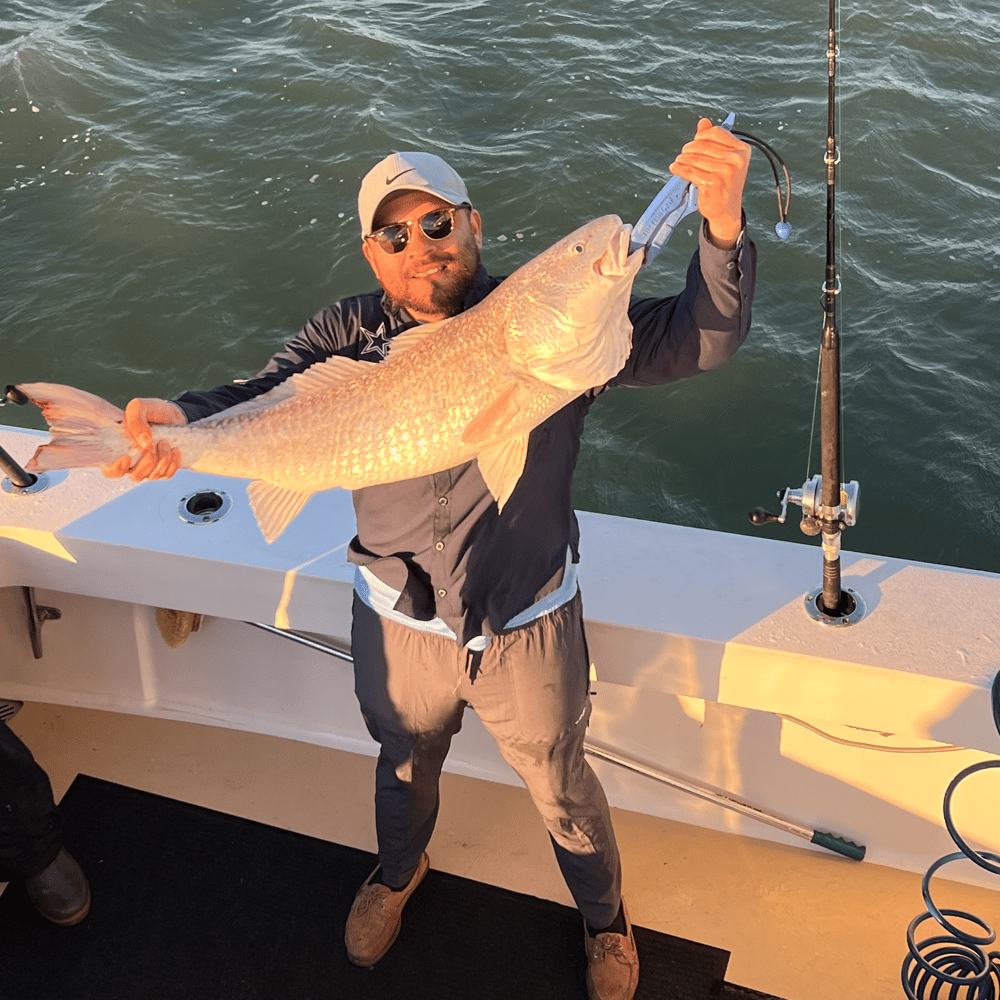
[246,621,866,860]
[584,740,864,860]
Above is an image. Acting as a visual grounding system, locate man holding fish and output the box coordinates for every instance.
[36,117,753,1000]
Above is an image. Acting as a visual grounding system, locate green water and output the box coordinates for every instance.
[2,0,999,573]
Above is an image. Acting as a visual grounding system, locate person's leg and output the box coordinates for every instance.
[1,719,90,925]
[467,592,638,998]
[346,597,476,965]
[0,719,62,882]
[350,596,468,886]
[465,591,622,930]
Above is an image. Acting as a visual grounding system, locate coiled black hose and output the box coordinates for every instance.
[901,672,1000,998]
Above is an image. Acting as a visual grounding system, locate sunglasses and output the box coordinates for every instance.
[365,204,470,255]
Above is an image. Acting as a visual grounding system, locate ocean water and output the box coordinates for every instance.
[2,0,999,574]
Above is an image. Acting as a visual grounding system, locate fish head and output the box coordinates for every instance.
[503,215,644,390]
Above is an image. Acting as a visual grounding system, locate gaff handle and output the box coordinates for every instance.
[811,830,866,861]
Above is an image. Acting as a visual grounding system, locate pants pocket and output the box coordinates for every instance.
[487,591,590,748]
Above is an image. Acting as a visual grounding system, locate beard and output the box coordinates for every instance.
[384,235,482,321]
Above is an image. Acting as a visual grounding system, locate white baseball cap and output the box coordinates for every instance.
[358,151,471,236]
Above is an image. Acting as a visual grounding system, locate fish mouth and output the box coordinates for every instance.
[595,222,641,280]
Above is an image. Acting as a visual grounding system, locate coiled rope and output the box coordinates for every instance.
[901,672,1000,998]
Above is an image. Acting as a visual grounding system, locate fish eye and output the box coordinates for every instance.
[572,243,585,254]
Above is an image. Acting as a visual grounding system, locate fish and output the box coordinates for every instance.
[19,214,643,543]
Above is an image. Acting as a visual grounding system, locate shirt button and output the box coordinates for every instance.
[437,588,447,597]
[435,541,444,551]
[437,496,448,505]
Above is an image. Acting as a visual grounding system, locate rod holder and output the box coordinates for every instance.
[0,384,50,494]
[0,444,40,492]
[805,585,866,626]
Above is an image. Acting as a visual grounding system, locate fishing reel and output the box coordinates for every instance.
[751,475,865,625]
[750,474,859,536]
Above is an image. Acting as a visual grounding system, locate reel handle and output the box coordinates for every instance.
[749,507,783,526]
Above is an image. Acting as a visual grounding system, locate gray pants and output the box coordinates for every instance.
[351,589,622,928]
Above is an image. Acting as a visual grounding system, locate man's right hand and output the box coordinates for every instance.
[669,118,751,249]
[101,398,188,481]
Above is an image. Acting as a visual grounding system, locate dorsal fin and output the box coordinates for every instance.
[385,321,444,360]
[194,355,376,427]
[292,354,376,391]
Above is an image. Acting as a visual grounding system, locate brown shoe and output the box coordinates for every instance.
[585,900,639,1000]
[345,852,429,966]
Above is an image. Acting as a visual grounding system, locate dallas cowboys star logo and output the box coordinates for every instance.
[359,323,393,360]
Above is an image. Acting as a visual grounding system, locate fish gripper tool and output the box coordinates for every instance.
[629,112,736,268]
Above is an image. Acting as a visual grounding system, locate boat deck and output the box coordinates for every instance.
[5,700,998,1000]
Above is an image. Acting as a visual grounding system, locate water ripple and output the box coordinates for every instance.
[1,0,998,572]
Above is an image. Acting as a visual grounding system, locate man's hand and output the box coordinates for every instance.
[669,118,751,249]
[101,398,187,481]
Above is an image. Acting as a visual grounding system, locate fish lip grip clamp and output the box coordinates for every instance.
[629,112,794,264]
[629,112,736,268]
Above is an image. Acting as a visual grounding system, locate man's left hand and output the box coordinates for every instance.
[669,118,751,249]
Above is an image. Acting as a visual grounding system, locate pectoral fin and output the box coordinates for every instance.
[476,436,529,512]
[247,481,314,543]
[462,382,528,448]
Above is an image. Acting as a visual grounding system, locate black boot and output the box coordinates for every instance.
[25,847,91,926]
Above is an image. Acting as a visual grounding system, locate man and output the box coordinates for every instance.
[105,119,754,1000]
[1,702,92,926]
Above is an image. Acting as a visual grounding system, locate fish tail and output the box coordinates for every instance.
[17,382,136,471]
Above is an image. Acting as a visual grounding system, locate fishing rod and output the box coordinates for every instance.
[748,0,864,626]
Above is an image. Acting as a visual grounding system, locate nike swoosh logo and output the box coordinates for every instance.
[386,168,415,185]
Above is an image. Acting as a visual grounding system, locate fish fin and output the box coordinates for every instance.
[195,356,375,427]
[461,383,527,448]
[476,435,529,512]
[195,383,299,426]
[17,382,135,471]
[246,480,314,543]
[292,354,377,391]
[385,322,444,359]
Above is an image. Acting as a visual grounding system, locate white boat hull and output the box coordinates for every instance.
[2,425,998,889]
